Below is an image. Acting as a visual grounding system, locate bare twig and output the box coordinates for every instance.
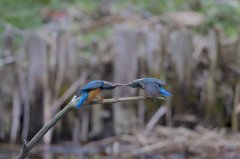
[16,96,164,159]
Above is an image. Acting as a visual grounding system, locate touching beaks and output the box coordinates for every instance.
[112,83,129,86]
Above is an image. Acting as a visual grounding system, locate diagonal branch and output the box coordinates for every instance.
[16,95,164,159]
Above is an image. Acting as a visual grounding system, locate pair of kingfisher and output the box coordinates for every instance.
[76,78,171,109]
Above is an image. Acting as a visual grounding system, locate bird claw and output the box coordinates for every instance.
[144,95,148,98]
[100,98,105,102]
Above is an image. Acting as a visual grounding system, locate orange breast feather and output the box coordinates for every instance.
[87,88,101,102]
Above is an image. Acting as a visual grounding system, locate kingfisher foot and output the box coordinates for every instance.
[144,95,148,98]
[100,98,105,102]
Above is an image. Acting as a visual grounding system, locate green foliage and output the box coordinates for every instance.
[0,0,75,30]
[114,0,240,37]
[73,0,100,14]
[0,0,239,38]
[200,1,240,37]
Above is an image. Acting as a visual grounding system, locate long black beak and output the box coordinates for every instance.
[113,83,129,86]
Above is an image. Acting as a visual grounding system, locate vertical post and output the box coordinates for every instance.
[18,66,30,140]
[52,33,67,142]
[170,30,192,113]
[138,32,147,126]
[145,31,163,76]
[25,35,46,140]
[205,29,219,125]
[10,88,21,143]
[113,29,138,134]
[53,33,67,101]
[232,33,240,132]
[0,31,15,140]
[65,34,78,81]
[90,41,104,139]
[145,30,166,125]
[40,35,50,145]
[81,107,90,143]
[0,90,4,139]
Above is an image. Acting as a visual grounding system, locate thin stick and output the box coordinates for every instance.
[16,96,164,159]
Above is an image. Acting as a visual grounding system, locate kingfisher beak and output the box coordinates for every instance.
[104,82,117,87]
[113,83,129,86]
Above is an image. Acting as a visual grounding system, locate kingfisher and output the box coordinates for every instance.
[76,80,126,109]
[127,78,171,99]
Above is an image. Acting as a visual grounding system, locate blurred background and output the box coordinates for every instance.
[1,0,240,158]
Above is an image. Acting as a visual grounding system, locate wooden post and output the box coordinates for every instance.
[52,33,78,143]
[145,31,163,76]
[138,32,147,126]
[64,34,78,81]
[10,88,21,143]
[53,33,67,101]
[144,30,165,125]
[25,35,47,140]
[81,107,90,143]
[170,30,192,113]
[91,99,103,137]
[90,41,104,139]
[113,30,138,134]
[0,30,16,140]
[52,33,67,142]
[232,33,240,132]
[17,65,30,140]
[0,89,4,139]
[205,29,219,126]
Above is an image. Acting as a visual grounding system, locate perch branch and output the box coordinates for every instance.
[16,95,164,159]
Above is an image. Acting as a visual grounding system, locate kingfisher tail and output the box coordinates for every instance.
[76,91,89,109]
[159,87,171,97]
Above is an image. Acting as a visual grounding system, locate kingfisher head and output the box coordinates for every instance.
[128,79,141,88]
[101,81,117,89]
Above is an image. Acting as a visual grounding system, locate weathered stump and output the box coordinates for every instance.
[25,35,47,140]
[205,29,219,126]
[232,33,240,132]
[170,31,192,114]
[0,31,16,141]
[113,29,138,134]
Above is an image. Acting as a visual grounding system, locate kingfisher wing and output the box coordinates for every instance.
[76,91,89,109]
[142,78,165,86]
[139,81,159,99]
[152,78,165,85]
[78,81,101,95]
